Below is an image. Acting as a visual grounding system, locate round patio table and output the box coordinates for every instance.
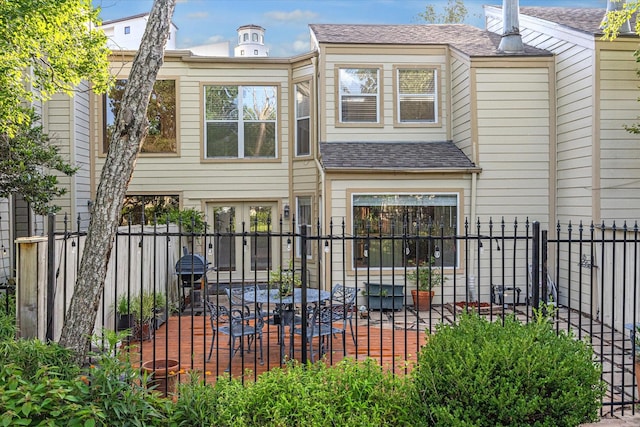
[244,288,330,360]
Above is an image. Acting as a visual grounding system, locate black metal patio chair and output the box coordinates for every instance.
[293,303,348,362]
[204,300,264,371]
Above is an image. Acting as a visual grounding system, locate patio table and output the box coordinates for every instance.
[244,288,330,360]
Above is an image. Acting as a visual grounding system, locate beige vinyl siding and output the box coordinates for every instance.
[488,8,597,227]
[44,94,73,226]
[599,48,640,222]
[320,47,448,142]
[473,67,551,223]
[451,55,472,159]
[93,58,293,209]
[73,84,92,229]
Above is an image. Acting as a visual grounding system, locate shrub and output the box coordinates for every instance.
[413,311,607,426]
[0,337,80,381]
[0,363,103,426]
[171,359,422,426]
[0,290,16,341]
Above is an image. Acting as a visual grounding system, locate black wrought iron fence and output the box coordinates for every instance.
[12,214,640,412]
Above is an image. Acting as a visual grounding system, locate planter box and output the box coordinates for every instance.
[364,283,404,311]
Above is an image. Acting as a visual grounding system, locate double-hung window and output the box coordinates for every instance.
[397,68,437,123]
[353,193,458,269]
[204,85,277,159]
[295,82,310,156]
[338,68,379,123]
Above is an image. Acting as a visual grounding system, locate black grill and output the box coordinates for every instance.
[175,253,210,287]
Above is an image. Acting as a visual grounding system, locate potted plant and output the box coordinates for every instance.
[115,294,134,333]
[361,283,404,311]
[269,261,301,297]
[130,292,166,341]
[408,257,444,311]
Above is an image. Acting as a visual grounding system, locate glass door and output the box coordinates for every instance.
[208,202,277,280]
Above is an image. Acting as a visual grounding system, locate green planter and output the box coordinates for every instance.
[364,283,404,311]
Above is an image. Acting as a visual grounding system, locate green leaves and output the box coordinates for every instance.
[0,109,77,214]
[414,313,607,426]
[0,0,111,137]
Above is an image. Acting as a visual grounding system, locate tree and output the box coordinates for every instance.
[0,0,111,138]
[0,0,111,214]
[601,2,640,133]
[0,109,77,215]
[416,0,468,24]
[58,0,176,362]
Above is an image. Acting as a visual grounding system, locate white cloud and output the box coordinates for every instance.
[264,9,318,23]
[292,39,310,53]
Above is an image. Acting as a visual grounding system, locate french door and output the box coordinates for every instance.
[207,202,278,280]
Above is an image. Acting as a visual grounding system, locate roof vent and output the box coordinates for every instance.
[498,0,524,54]
[601,0,632,33]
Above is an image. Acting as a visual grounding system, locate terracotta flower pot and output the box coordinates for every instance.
[411,289,435,311]
[141,358,180,397]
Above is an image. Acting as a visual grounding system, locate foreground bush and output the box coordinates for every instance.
[0,331,170,426]
[171,358,421,426]
[413,311,607,426]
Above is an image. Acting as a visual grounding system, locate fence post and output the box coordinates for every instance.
[46,213,55,342]
[532,221,540,309]
[16,236,47,340]
[300,226,308,363]
[541,229,548,314]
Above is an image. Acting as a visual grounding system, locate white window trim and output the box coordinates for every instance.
[396,68,438,124]
[295,81,311,157]
[338,68,380,124]
[203,85,277,159]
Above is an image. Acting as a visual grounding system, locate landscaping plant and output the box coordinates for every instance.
[413,310,607,426]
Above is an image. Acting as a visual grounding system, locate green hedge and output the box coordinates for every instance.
[413,311,607,426]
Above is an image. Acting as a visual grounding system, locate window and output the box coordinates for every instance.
[240,50,245,56]
[397,68,437,123]
[338,68,379,123]
[254,49,258,55]
[353,193,458,269]
[296,196,312,258]
[243,33,248,41]
[295,82,310,156]
[252,33,258,42]
[104,79,177,153]
[208,203,276,275]
[124,26,130,35]
[204,85,277,159]
[120,195,179,225]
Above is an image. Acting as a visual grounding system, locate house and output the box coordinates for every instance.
[100,13,178,51]
[6,5,640,307]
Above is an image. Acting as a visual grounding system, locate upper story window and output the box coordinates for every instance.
[338,68,379,123]
[397,68,437,123]
[204,85,277,159]
[124,26,130,34]
[243,33,248,41]
[295,81,310,156]
[104,79,177,154]
[252,33,258,42]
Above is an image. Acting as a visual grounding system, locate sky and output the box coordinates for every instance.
[93,0,609,57]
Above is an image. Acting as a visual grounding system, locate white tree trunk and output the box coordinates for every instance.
[58,0,176,362]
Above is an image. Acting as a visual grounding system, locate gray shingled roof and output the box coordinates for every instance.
[309,23,551,57]
[519,7,606,35]
[319,141,477,172]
